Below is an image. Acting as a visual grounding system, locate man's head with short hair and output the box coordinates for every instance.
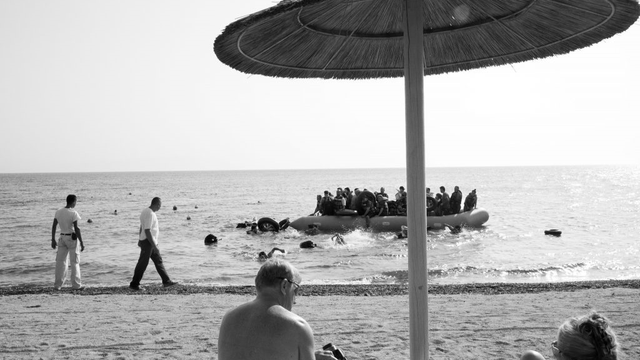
[255,259,301,291]
[440,186,445,192]
[66,194,77,207]
[150,197,162,211]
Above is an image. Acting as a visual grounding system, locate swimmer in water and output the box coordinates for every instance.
[331,234,346,245]
[299,240,317,249]
[246,218,259,234]
[258,247,285,261]
[396,225,408,239]
[444,223,464,234]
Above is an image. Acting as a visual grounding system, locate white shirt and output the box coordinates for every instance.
[55,207,81,234]
[139,207,159,245]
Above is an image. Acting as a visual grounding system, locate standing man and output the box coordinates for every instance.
[426,187,435,199]
[218,259,338,360]
[51,194,85,290]
[440,186,451,215]
[129,197,177,290]
[320,190,335,216]
[343,187,353,209]
[450,186,463,214]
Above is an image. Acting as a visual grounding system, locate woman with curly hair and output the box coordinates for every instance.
[521,312,619,360]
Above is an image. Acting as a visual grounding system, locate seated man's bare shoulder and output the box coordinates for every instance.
[219,301,315,360]
[218,260,336,360]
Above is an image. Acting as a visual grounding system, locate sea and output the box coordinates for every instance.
[1,166,639,288]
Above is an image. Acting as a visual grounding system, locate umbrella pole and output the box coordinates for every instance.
[403,0,428,359]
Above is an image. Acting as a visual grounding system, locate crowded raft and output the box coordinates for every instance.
[310,186,478,217]
[288,186,488,233]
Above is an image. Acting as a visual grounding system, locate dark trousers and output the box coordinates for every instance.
[130,240,170,286]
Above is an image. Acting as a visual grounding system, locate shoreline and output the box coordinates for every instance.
[2,279,640,296]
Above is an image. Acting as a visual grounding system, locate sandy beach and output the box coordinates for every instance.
[1,281,639,359]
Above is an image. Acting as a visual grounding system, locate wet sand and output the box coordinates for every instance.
[1,281,639,359]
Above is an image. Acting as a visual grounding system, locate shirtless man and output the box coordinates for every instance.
[218,260,337,360]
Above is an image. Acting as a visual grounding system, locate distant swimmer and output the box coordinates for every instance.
[113,210,118,215]
[331,234,346,245]
[204,234,218,245]
[300,240,317,249]
[258,247,285,261]
[247,218,258,234]
[444,223,464,234]
[173,205,178,211]
[396,225,408,239]
[247,224,258,235]
[186,215,191,221]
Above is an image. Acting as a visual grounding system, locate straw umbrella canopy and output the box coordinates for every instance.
[214,0,639,359]
[215,0,638,79]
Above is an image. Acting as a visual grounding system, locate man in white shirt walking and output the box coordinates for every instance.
[129,197,177,290]
[51,194,85,290]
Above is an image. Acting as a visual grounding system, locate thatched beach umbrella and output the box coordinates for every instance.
[214,0,639,358]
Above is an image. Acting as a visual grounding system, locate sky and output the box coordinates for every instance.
[1,0,639,173]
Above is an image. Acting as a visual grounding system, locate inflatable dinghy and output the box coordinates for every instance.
[290,208,489,233]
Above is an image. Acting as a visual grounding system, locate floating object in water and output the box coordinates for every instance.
[545,229,562,237]
[195,205,198,209]
[87,219,93,224]
[187,216,191,221]
[278,218,290,231]
[258,217,280,232]
[173,206,178,211]
[113,210,118,215]
[204,234,218,245]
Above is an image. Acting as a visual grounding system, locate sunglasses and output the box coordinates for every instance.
[278,277,300,295]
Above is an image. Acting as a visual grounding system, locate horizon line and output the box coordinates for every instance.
[0,163,636,175]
